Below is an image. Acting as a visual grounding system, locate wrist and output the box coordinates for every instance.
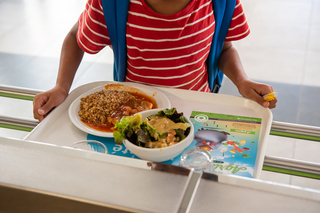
[234,76,250,89]
[55,83,70,96]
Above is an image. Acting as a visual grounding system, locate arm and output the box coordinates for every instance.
[33,23,84,121]
[218,42,277,108]
[56,22,84,95]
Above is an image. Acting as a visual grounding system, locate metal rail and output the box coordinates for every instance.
[271,121,320,142]
[0,115,39,132]
[264,156,320,179]
[0,84,43,101]
[1,85,320,179]
[0,84,42,96]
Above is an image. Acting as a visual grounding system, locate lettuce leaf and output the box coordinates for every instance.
[149,107,185,123]
[113,108,191,147]
[175,129,186,141]
[113,113,142,144]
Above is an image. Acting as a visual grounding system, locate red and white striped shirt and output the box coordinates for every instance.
[77,0,250,92]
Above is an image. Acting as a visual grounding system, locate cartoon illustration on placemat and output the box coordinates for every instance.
[188,111,262,178]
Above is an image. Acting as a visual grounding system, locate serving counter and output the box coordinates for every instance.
[1,136,320,213]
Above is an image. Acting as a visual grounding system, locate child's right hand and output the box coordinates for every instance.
[33,86,69,121]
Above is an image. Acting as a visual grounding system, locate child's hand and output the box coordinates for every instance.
[33,86,69,121]
[237,80,277,109]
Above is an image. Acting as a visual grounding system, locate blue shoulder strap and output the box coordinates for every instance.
[101,0,130,82]
[101,0,236,92]
[208,0,236,92]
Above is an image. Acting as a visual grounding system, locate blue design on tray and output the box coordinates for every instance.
[87,134,192,165]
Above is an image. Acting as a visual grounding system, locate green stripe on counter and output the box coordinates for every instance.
[263,166,320,180]
[0,92,34,101]
[0,124,33,132]
[270,130,320,142]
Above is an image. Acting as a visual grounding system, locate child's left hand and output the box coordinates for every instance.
[236,79,277,109]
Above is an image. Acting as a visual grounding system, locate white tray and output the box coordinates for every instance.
[25,81,273,178]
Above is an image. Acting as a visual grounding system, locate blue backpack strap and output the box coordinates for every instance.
[208,0,237,93]
[101,0,130,82]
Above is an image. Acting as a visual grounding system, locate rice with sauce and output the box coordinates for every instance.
[78,87,154,126]
[78,90,135,124]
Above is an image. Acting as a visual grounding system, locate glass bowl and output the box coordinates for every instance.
[180,148,212,172]
[70,140,108,154]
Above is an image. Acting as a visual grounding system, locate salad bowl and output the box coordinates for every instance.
[115,108,194,162]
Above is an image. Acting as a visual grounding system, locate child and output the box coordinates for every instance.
[33,0,277,121]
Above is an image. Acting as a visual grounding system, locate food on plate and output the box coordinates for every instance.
[78,84,158,132]
[113,108,191,148]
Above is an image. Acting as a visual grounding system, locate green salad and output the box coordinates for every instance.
[113,108,191,148]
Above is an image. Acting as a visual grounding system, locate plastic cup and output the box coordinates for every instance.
[180,148,213,173]
[70,140,108,154]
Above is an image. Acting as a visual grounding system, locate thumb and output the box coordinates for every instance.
[38,97,56,115]
[262,101,270,108]
[33,93,49,115]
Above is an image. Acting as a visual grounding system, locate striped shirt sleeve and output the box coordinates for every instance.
[77,0,111,54]
[225,0,250,42]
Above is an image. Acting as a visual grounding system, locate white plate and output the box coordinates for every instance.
[68,82,171,137]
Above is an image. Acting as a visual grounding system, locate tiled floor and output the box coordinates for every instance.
[0,0,319,190]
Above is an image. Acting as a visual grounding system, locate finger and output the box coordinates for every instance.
[262,101,270,108]
[260,86,274,97]
[268,97,277,109]
[33,94,49,120]
[254,85,275,107]
[38,115,44,122]
[247,90,269,107]
[38,97,57,116]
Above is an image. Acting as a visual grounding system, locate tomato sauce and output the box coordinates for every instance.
[84,122,115,133]
[127,91,158,109]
